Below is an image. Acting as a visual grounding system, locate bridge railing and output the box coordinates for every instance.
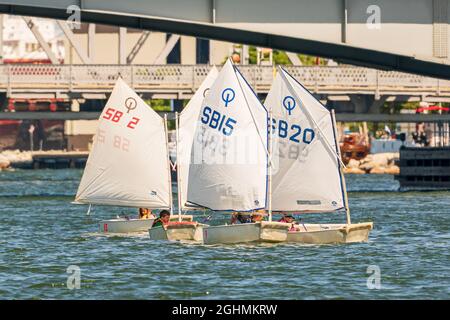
[0,64,449,95]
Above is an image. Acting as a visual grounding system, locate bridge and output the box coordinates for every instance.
[2,64,450,100]
[1,64,450,122]
[1,0,450,79]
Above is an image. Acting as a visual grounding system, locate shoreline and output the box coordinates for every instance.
[1,149,400,174]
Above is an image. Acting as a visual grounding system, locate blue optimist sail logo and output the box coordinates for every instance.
[283,96,296,115]
[221,88,235,107]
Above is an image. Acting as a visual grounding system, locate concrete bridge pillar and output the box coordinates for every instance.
[350,95,387,114]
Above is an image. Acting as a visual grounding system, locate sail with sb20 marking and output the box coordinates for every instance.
[187,59,268,211]
[178,66,219,210]
[74,78,171,209]
[264,67,344,212]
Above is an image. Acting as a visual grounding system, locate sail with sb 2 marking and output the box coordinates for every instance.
[178,66,219,210]
[187,59,268,211]
[74,78,171,209]
[264,67,345,212]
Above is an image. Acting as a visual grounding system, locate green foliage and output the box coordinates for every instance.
[143,99,175,129]
[222,45,331,66]
[273,50,291,65]
[167,119,175,130]
[146,99,171,112]
[298,54,327,66]
[248,46,257,64]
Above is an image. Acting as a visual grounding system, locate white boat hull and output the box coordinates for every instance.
[259,221,291,242]
[149,222,205,241]
[202,221,290,245]
[98,218,155,233]
[286,222,373,244]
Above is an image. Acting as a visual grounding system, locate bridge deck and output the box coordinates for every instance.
[1,65,450,98]
[2,112,450,123]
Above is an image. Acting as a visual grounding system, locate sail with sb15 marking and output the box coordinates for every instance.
[74,78,171,209]
[187,59,268,211]
[264,67,345,213]
[178,66,219,210]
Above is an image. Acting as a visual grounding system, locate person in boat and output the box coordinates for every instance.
[278,214,301,231]
[230,212,252,224]
[152,210,170,227]
[251,209,266,223]
[278,214,295,224]
[138,208,153,219]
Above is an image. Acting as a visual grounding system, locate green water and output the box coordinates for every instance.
[0,170,449,299]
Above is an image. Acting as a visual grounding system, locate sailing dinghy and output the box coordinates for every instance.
[264,66,373,244]
[149,67,219,241]
[74,78,172,233]
[187,59,289,245]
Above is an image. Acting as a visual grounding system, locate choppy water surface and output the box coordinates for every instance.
[0,170,449,299]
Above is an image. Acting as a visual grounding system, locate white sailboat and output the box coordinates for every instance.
[149,67,219,241]
[264,66,373,244]
[74,78,172,233]
[188,59,290,245]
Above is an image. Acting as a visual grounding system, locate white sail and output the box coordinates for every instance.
[75,78,171,209]
[178,66,219,210]
[264,67,345,212]
[187,60,268,211]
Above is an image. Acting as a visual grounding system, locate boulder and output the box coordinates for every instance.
[344,167,365,174]
[369,166,386,174]
[384,165,400,175]
[359,154,373,164]
[359,161,376,172]
[372,153,390,167]
[1,150,33,162]
[358,152,399,172]
[347,159,360,169]
[0,154,11,169]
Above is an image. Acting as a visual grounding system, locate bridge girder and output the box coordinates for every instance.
[1,1,450,79]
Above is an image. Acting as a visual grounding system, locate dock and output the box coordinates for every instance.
[395,146,450,191]
[10,151,88,169]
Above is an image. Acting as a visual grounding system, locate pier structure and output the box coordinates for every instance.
[395,146,450,190]
[8,151,88,169]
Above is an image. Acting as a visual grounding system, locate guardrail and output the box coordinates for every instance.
[0,64,450,96]
[2,111,450,122]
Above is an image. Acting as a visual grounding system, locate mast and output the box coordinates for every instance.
[164,114,174,216]
[175,112,182,221]
[268,103,273,222]
[330,109,351,225]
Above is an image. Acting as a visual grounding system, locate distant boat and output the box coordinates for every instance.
[74,78,172,233]
[265,66,373,244]
[149,67,219,241]
[187,59,290,244]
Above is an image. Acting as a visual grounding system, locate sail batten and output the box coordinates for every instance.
[75,78,171,209]
[265,68,345,212]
